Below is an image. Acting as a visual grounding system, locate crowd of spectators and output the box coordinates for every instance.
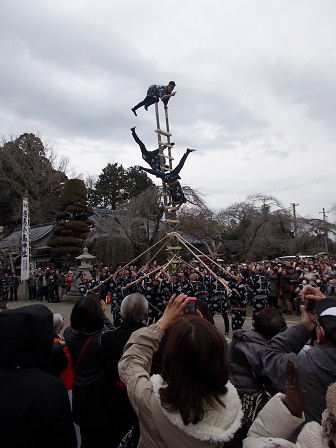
[0,267,76,303]
[1,254,336,447]
[73,254,336,331]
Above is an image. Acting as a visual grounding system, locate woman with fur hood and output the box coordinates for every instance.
[118,293,244,448]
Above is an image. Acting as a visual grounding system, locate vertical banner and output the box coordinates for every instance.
[21,197,30,281]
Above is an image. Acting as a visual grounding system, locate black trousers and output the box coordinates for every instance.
[133,96,159,111]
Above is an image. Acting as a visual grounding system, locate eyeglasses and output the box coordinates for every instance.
[314,317,325,337]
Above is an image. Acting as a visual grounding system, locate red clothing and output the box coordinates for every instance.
[54,336,74,390]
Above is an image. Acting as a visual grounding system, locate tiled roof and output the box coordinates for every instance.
[0,224,54,249]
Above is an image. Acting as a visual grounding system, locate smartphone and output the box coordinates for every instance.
[184,297,197,314]
[304,299,315,313]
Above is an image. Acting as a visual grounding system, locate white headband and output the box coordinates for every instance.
[320,307,336,317]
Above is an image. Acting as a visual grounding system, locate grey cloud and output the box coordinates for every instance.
[265,60,336,133]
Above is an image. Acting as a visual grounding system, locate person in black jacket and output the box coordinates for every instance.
[64,294,113,448]
[9,272,19,301]
[99,293,148,447]
[229,307,286,435]
[0,304,77,448]
[1,272,11,301]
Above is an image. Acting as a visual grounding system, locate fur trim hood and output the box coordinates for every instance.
[150,374,243,443]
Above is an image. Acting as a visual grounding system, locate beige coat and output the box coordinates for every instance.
[118,324,243,448]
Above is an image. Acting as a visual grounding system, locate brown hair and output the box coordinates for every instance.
[159,317,229,425]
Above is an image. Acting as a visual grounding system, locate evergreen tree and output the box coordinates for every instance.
[124,165,154,198]
[89,162,154,209]
[48,179,94,259]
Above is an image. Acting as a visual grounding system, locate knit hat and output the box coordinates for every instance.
[296,421,325,448]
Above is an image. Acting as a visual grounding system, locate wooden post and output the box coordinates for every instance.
[154,103,181,271]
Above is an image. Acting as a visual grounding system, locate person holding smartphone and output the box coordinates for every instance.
[118,294,244,447]
[263,286,336,426]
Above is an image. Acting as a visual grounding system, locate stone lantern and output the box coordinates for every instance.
[75,247,96,278]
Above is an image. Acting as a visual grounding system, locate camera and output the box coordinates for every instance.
[305,300,316,312]
[300,299,315,312]
[184,297,197,314]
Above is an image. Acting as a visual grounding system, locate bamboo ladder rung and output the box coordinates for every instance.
[155,129,172,137]
[160,154,174,160]
[159,142,175,149]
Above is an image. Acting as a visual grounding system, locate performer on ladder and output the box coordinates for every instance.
[130,127,174,170]
[131,81,176,116]
[139,148,195,208]
[139,148,195,182]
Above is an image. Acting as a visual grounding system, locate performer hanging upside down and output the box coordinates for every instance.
[140,148,195,208]
[139,147,195,182]
[130,127,174,171]
[166,179,187,208]
[131,81,176,116]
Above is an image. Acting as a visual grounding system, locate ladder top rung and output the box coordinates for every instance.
[155,129,172,137]
[165,219,180,224]
[166,246,182,250]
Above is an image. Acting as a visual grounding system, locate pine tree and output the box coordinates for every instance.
[89,162,154,209]
[48,179,94,259]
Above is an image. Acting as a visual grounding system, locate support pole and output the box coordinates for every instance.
[154,102,180,270]
[319,207,329,253]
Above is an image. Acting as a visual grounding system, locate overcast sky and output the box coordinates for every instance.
[1,0,335,220]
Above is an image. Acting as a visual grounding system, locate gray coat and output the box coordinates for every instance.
[229,329,273,397]
[263,322,336,423]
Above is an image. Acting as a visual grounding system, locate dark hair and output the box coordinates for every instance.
[253,307,286,340]
[196,299,214,325]
[160,317,229,425]
[319,316,336,346]
[70,294,104,333]
[239,270,249,280]
[168,81,176,86]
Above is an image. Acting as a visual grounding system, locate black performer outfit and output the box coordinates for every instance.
[109,275,127,327]
[130,127,167,171]
[246,273,270,321]
[166,180,187,207]
[140,148,195,182]
[208,276,230,335]
[229,280,249,331]
[138,277,162,324]
[140,148,195,208]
